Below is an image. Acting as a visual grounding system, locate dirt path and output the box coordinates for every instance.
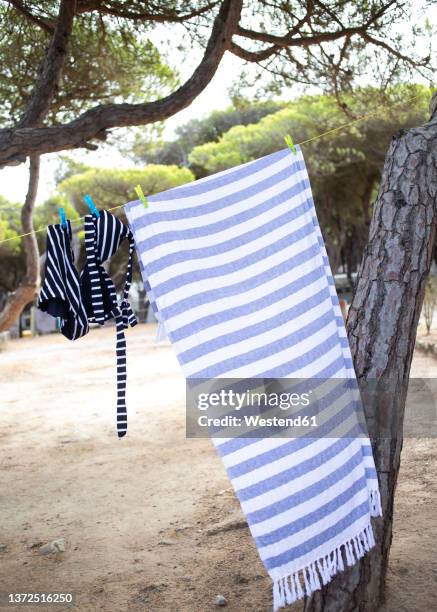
[0,324,436,611]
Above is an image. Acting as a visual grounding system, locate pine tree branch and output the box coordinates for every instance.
[0,0,243,167]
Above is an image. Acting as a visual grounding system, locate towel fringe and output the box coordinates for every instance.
[273,522,376,611]
[346,539,354,565]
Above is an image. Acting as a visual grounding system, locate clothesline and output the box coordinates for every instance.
[0,92,422,246]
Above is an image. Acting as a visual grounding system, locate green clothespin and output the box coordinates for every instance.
[135,184,148,209]
[284,134,297,155]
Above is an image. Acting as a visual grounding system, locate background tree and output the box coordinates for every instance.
[188,85,431,272]
[129,100,286,170]
[58,164,193,213]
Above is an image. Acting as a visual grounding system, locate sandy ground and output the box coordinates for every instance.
[0,324,436,612]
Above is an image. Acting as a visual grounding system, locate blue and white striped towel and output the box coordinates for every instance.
[125,147,382,609]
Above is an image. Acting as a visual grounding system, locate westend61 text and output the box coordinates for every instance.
[198,415,318,428]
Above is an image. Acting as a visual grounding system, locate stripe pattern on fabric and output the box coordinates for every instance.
[124,147,382,609]
[38,210,137,438]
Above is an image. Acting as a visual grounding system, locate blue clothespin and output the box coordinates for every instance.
[83,194,100,218]
[284,134,297,155]
[135,184,148,209]
[59,207,67,228]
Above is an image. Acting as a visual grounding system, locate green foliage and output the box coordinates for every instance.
[0,194,82,295]
[33,196,80,252]
[0,163,194,296]
[57,163,194,287]
[130,101,287,169]
[34,195,79,227]
[59,164,194,216]
[188,84,432,270]
[54,157,92,185]
[189,85,431,175]
[0,197,21,253]
[0,197,26,293]
[0,3,178,125]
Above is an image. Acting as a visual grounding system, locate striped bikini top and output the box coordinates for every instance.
[38,209,137,438]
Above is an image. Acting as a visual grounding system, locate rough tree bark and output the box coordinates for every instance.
[0,156,40,332]
[304,97,437,611]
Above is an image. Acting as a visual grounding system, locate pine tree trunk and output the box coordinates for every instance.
[304,100,437,611]
[0,156,40,332]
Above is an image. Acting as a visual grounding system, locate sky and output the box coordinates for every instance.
[0,2,434,207]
